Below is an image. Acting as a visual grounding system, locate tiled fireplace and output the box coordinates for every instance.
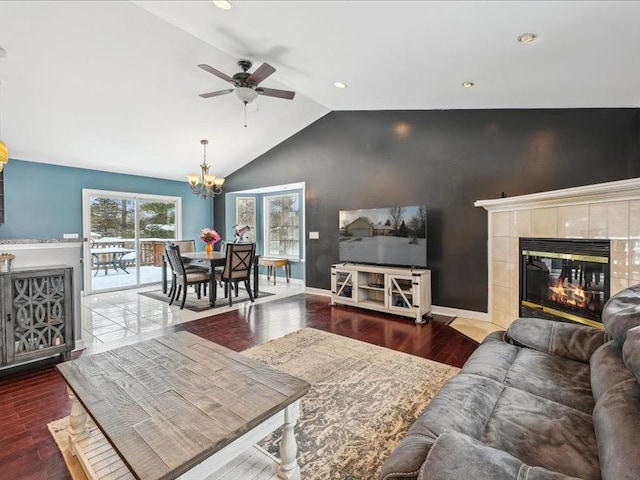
[476,178,640,329]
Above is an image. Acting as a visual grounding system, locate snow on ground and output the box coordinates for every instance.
[339,236,426,266]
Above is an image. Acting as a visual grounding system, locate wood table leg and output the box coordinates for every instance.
[277,401,301,480]
[162,256,167,294]
[67,386,90,456]
[209,273,216,307]
[253,258,260,297]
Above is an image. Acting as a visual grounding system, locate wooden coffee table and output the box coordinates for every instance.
[57,332,310,480]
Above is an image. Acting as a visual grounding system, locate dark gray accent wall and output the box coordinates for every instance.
[215,109,640,312]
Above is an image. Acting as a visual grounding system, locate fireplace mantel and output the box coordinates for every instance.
[475,177,640,212]
[475,177,640,329]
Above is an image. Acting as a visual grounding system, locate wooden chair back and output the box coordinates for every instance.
[171,240,196,253]
[165,243,187,278]
[221,243,255,282]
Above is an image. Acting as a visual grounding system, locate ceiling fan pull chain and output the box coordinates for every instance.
[244,101,248,128]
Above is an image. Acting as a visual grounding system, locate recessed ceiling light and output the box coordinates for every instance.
[213,0,232,11]
[462,81,475,88]
[333,82,347,89]
[517,33,537,44]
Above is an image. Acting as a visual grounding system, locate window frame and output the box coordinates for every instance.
[235,196,257,243]
[263,192,302,260]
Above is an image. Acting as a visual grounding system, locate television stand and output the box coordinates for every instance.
[330,263,432,324]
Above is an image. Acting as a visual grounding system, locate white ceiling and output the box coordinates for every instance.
[0,1,639,181]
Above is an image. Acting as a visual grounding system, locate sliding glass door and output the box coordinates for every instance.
[83,189,181,294]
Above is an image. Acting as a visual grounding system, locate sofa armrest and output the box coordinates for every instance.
[507,317,605,363]
[418,430,582,480]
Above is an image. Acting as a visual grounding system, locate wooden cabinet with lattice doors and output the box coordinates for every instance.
[1,266,74,367]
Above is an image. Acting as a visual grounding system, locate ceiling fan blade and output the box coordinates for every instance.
[256,87,295,100]
[198,64,236,84]
[247,63,275,86]
[199,89,234,98]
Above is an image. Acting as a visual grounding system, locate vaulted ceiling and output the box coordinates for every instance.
[0,1,638,181]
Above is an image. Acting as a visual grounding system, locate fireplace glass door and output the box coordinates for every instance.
[520,238,610,328]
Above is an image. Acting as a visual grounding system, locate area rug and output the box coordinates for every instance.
[48,417,95,480]
[246,328,459,479]
[49,328,458,480]
[138,286,273,312]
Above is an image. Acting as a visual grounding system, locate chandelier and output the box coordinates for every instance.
[187,139,225,199]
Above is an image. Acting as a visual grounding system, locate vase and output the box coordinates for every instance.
[205,243,213,254]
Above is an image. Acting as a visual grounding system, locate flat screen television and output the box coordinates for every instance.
[339,205,427,267]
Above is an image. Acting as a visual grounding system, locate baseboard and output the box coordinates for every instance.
[305,286,331,296]
[73,339,86,351]
[431,305,489,322]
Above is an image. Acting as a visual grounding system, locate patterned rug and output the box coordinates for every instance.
[138,287,272,312]
[245,328,459,479]
[48,328,458,480]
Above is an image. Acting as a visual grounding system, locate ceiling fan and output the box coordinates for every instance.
[198,59,295,126]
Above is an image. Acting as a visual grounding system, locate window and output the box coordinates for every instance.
[264,193,300,259]
[235,197,256,242]
[82,189,181,293]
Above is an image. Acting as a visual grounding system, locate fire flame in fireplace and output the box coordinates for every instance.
[549,282,587,308]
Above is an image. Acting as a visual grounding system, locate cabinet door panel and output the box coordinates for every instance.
[388,275,415,314]
[7,268,72,364]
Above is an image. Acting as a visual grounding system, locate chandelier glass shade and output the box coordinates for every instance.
[188,139,224,199]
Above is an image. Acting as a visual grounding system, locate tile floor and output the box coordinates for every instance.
[450,317,504,343]
[81,279,504,348]
[80,277,306,347]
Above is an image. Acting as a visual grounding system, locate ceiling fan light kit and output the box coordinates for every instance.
[198,59,295,127]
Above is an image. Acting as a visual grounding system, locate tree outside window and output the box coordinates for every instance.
[236,197,256,242]
[265,193,300,258]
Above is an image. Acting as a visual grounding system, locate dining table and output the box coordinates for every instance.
[161,250,260,306]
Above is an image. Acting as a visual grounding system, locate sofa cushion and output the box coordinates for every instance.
[593,378,640,480]
[460,331,519,383]
[601,283,640,344]
[419,430,583,480]
[483,386,600,480]
[590,340,635,402]
[504,348,594,414]
[465,327,593,413]
[622,325,640,384]
[377,374,504,480]
[507,317,605,363]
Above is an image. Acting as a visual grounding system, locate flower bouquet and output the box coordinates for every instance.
[200,228,221,254]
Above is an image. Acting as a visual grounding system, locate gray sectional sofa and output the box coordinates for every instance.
[378,284,640,480]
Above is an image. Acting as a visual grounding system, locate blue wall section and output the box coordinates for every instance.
[0,159,213,241]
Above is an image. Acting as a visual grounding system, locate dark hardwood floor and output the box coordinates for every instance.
[0,293,478,480]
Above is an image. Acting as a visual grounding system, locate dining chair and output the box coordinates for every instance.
[165,240,210,297]
[215,243,256,307]
[165,244,212,309]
